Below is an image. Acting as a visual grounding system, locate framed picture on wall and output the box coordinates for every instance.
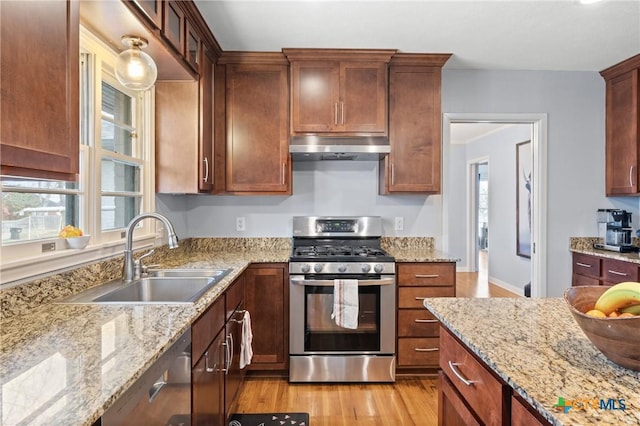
[516,140,532,258]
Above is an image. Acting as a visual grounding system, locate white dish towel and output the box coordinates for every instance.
[239,310,253,369]
[331,279,359,329]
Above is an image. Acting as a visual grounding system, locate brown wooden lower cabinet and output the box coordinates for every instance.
[191,273,246,425]
[244,263,288,371]
[396,262,456,372]
[572,252,640,287]
[438,327,551,426]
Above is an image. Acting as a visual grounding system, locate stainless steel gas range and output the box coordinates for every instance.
[289,216,396,383]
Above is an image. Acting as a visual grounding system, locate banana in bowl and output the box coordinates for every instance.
[564,285,640,371]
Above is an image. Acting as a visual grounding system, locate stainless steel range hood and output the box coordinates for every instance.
[289,136,390,161]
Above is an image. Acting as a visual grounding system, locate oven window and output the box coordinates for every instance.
[304,285,380,352]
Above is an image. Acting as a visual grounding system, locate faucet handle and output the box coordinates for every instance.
[134,249,156,278]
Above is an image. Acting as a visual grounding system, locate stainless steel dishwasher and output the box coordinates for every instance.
[102,329,191,425]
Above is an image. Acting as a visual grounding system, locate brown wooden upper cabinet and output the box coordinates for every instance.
[214,52,291,194]
[162,1,184,56]
[380,53,451,194]
[600,54,640,196]
[155,44,215,194]
[284,49,395,135]
[129,0,162,29]
[1,0,80,181]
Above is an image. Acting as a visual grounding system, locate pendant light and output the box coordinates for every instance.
[115,36,158,91]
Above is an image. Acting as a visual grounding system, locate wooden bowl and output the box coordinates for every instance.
[564,286,640,371]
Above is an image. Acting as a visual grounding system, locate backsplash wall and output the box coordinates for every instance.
[157,160,442,241]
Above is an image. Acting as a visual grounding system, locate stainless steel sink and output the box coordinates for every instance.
[146,269,230,278]
[56,269,231,304]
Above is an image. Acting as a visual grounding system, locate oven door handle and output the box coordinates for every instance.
[290,277,395,286]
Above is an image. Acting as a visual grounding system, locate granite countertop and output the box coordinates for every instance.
[0,249,289,426]
[424,297,640,426]
[387,247,460,263]
[570,237,640,264]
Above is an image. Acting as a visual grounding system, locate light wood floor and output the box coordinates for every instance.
[234,251,520,424]
[234,376,439,425]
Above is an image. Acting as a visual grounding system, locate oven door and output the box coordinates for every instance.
[289,274,396,355]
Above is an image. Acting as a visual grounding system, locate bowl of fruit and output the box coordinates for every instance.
[59,225,90,249]
[563,283,640,371]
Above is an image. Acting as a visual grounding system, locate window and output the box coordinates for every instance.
[0,27,156,283]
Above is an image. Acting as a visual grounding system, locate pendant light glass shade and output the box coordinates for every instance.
[115,36,158,91]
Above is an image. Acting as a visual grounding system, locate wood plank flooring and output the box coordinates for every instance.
[234,254,521,424]
[233,376,439,426]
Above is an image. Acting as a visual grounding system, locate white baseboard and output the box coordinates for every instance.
[488,276,525,296]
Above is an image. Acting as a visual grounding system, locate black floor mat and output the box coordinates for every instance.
[228,412,309,426]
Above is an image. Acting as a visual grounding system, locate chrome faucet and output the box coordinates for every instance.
[123,212,179,282]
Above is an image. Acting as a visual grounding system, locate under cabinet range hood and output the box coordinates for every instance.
[289,136,390,161]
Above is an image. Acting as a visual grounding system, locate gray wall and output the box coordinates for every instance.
[157,69,640,298]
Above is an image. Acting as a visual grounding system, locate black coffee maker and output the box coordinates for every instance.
[594,209,638,253]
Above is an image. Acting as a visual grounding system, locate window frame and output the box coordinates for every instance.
[0,26,158,286]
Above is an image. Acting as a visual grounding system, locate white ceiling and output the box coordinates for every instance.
[195,0,640,71]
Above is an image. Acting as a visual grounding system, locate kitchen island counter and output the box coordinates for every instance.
[0,245,289,426]
[424,297,640,425]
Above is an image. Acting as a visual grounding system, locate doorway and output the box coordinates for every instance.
[442,113,548,298]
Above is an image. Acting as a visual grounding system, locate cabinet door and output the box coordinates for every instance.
[383,65,442,193]
[290,61,340,133]
[244,264,287,369]
[185,20,201,72]
[438,371,482,426]
[605,68,640,195]
[192,333,225,426]
[130,0,162,28]
[225,64,290,193]
[225,307,245,418]
[163,1,184,55]
[512,395,550,426]
[341,61,388,133]
[199,46,214,191]
[155,81,200,193]
[1,0,79,180]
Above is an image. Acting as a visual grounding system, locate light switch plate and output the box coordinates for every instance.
[394,217,404,231]
[236,217,246,232]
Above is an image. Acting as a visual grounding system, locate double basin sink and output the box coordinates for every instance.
[57,269,231,304]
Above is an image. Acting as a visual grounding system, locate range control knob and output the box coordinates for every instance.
[361,264,371,273]
[338,264,347,273]
[313,263,324,273]
[374,264,384,273]
[300,264,311,273]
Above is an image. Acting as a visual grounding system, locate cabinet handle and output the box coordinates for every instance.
[576,262,591,268]
[415,274,439,278]
[607,269,628,276]
[448,361,477,386]
[229,333,234,370]
[204,351,215,373]
[415,297,428,301]
[415,347,439,352]
[341,102,345,125]
[222,336,231,374]
[282,163,286,185]
[391,164,395,185]
[414,319,438,323]
[334,103,338,126]
[630,166,635,188]
[203,157,209,183]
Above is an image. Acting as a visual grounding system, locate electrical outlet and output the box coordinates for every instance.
[236,217,246,232]
[394,216,404,231]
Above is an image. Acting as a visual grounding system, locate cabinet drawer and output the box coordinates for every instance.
[398,337,440,366]
[192,296,226,365]
[602,258,639,283]
[572,253,601,279]
[398,263,455,286]
[226,274,245,319]
[398,287,455,308]
[440,327,507,425]
[398,310,439,337]
[572,274,600,287]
